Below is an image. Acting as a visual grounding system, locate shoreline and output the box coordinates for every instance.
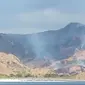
[0,78,84,82]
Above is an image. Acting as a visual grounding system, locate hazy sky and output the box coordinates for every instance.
[0,0,85,34]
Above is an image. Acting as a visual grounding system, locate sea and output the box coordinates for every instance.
[0,82,85,85]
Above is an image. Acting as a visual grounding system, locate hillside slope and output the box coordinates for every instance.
[0,52,28,76]
[0,22,84,67]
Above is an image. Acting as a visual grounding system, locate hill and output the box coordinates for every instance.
[0,52,29,77]
[0,22,84,67]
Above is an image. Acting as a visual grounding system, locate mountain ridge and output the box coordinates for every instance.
[0,22,85,78]
[0,22,84,67]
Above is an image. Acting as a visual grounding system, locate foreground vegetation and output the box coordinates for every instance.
[0,74,9,78]
[0,68,85,80]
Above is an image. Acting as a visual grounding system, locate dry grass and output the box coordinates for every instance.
[0,52,29,76]
[29,68,55,77]
[76,72,85,80]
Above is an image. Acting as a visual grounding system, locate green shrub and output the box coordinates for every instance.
[44,73,57,78]
[10,74,15,77]
[15,73,23,77]
[24,73,32,77]
[0,74,9,78]
[15,71,33,78]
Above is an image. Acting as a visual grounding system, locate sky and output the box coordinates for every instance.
[0,0,85,34]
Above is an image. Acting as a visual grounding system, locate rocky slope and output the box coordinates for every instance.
[50,50,85,76]
[0,52,29,76]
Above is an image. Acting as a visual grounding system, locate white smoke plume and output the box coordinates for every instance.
[80,33,85,49]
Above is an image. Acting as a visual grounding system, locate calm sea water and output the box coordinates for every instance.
[0,82,85,85]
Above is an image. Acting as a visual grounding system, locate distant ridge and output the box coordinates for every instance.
[0,22,84,68]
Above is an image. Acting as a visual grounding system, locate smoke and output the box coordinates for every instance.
[74,48,80,53]
[77,60,85,66]
[80,33,85,49]
[29,33,49,58]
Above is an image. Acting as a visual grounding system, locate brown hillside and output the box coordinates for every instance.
[0,52,28,76]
